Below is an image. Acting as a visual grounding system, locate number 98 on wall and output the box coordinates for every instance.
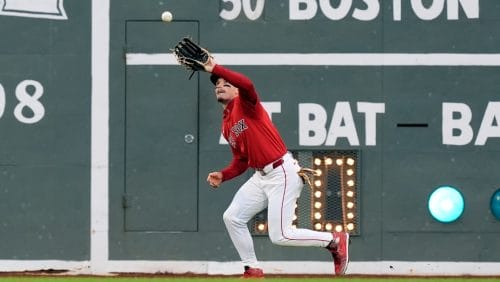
[0,80,45,124]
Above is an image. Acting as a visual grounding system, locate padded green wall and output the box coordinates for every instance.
[0,1,91,259]
[1,0,499,262]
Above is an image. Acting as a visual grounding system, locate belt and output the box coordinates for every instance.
[256,158,284,176]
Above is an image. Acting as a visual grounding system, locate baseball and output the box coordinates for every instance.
[161,11,173,22]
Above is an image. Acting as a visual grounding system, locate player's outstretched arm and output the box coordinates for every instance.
[211,64,258,104]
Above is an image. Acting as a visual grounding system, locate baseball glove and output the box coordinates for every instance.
[298,167,320,189]
[172,37,211,79]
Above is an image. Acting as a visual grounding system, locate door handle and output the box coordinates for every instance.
[184,134,195,144]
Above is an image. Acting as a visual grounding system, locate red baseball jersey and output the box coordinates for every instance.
[212,65,288,182]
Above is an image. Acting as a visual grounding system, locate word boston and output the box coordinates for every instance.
[289,0,479,21]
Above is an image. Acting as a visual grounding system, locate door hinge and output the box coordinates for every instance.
[122,194,131,209]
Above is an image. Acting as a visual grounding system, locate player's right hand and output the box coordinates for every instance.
[207,171,223,188]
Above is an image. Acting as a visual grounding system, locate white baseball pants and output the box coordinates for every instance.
[222,152,334,268]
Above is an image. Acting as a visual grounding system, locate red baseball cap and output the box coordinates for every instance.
[210,73,220,85]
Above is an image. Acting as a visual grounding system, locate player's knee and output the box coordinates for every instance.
[222,209,232,224]
[270,235,289,246]
[223,209,244,227]
[268,230,289,246]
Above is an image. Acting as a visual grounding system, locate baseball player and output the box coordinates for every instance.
[203,57,349,278]
[171,38,349,278]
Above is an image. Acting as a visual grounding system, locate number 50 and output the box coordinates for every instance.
[220,0,265,20]
[0,80,45,124]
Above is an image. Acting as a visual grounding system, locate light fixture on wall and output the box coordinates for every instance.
[251,150,360,236]
[490,188,500,220]
[428,185,465,223]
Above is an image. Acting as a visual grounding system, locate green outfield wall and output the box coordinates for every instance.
[0,0,499,271]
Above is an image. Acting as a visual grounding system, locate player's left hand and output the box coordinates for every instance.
[172,37,212,75]
[207,172,223,188]
[204,56,216,73]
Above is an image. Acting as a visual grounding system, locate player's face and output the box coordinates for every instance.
[214,78,238,104]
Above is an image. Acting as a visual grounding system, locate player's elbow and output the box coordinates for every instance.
[239,79,255,93]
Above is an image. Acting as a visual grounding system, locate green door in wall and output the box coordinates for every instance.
[124,21,199,232]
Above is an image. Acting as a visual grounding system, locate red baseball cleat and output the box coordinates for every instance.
[329,232,350,275]
[242,267,264,278]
